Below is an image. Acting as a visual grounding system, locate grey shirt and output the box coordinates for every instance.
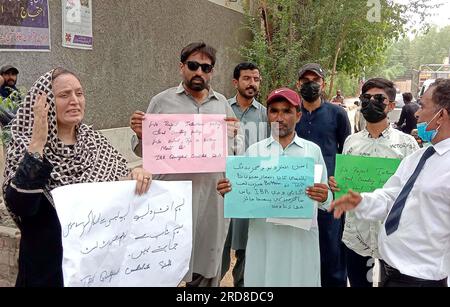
[227,96,268,250]
[131,83,243,282]
[229,96,269,151]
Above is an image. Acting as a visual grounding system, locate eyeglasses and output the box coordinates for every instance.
[185,61,214,73]
[359,93,388,107]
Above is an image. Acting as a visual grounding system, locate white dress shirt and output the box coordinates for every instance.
[355,138,450,280]
[342,126,419,258]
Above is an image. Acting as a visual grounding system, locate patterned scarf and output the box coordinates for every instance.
[2,69,129,225]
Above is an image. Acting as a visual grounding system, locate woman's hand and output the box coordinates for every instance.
[306,183,329,203]
[217,178,232,197]
[28,94,49,155]
[129,167,152,195]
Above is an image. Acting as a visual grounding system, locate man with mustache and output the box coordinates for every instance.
[218,88,331,286]
[129,42,243,287]
[221,62,268,287]
[0,65,19,99]
[295,63,351,287]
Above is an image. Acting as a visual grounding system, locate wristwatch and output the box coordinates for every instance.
[29,151,43,161]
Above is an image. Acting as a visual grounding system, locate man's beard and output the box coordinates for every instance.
[5,79,16,87]
[238,86,258,100]
[271,122,291,138]
[186,76,207,92]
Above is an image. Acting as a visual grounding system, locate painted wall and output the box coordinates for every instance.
[1,0,249,129]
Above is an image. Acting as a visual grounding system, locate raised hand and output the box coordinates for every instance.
[29,94,50,155]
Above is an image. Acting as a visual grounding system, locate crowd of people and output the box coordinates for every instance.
[1,41,448,288]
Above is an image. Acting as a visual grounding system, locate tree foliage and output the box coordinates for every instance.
[240,0,439,100]
[366,25,450,80]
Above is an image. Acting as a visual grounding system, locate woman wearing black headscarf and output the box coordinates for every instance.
[3,68,152,287]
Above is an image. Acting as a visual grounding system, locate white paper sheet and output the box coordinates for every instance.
[51,180,192,287]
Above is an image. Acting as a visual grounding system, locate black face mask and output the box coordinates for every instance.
[300,81,321,103]
[361,100,387,123]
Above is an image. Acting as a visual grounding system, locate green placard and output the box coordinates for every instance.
[334,154,401,199]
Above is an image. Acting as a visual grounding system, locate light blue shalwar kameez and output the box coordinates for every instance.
[244,134,332,287]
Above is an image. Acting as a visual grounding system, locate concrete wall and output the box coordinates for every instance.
[0,226,19,287]
[1,0,249,129]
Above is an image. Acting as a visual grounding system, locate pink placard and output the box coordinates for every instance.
[143,114,228,174]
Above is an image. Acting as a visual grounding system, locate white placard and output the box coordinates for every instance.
[51,180,192,287]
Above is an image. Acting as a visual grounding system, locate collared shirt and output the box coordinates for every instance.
[295,100,351,176]
[355,138,450,280]
[131,83,243,156]
[341,125,420,258]
[227,96,268,250]
[229,96,268,150]
[244,134,332,286]
[130,82,242,281]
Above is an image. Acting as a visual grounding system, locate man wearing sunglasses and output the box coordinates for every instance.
[330,78,450,287]
[129,42,243,287]
[329,78,419,287]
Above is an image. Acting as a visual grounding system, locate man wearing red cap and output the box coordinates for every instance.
[218,88,331,286]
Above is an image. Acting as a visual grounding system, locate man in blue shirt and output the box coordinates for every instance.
[295,63,351,287]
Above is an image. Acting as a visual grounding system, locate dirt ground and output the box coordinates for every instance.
[220,251,236,287]
[178,252,236,287]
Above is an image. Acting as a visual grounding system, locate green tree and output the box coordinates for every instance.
[240,0,438,101]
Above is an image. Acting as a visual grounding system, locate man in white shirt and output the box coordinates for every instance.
[329,78,420,287]
[330,79,450,287]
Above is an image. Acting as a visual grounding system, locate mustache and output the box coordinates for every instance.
[190,76,205,83]
[245,86,257,91]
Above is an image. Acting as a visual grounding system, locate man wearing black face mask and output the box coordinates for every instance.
[329,78,419,287]
[295,63,351,287]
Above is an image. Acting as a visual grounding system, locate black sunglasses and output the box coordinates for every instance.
[359,93,388,107]
[185,61,214,73]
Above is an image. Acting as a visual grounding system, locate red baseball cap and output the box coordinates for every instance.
[266,88,301,107]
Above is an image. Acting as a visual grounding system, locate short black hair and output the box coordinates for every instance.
[361,78,396,102]
[431,78,450,113]
[180,42,217,66]
[233,62,259,80]
[402,92,413,103]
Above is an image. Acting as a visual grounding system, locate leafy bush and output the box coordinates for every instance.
[0,87,25,146]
